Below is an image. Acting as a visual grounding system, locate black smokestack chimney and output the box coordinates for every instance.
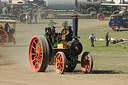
[72,15,79,40]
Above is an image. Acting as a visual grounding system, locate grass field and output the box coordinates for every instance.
[77,19,128,73]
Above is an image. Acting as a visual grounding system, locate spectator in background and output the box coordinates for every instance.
[5,23,10,33]
[89,33,96,47]
[105,32,110,47]
[26,12,29,24]
[34,14,38,24]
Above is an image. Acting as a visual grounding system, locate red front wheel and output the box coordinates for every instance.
[29,36,49,72]
[0,29,8,47]
[54,52,66,74]
[81,52,93,73]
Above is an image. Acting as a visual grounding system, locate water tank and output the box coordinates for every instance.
[45,0,75,10]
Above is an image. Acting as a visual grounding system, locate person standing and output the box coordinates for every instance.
[105,32,110,47]
[89,33,96,47]
[5,23,10,33]
[26,12,29,24]
[34,14,38,23]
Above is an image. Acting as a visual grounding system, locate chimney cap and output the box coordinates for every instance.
[72,15,79,18]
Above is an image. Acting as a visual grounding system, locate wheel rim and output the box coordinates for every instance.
[29,37,43,71]
[98,14,105,21]
[54,52,65,74]
[112,26,117,31]
[81,52,92,73]
[0,29,8,47]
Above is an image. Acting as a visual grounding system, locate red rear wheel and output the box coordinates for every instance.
[81,52,93,73]
[54,52,66,74]
[29,36,49,72]
[112,26,117,31]
[0,29,8,47]
[112,26,120,31]
[97,13,105,21]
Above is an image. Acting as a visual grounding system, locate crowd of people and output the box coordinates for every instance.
[0,3,38,24]
[25,11,38,24]
[0,3,20,18]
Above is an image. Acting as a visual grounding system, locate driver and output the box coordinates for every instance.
[61,26,68,35]
[5,23,10,32]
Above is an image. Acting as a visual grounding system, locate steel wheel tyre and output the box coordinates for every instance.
[97,13,105,21]
[29,36,49,72]
[54,52,66,74]
[0,29,8,47]
[81,52,93,73]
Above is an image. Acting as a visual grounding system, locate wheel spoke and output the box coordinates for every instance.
[57,54,61,59]
[32,58,37,63]
[31,53,36,56]
[59,60,63,64]
[32,46,36,50]
[33,58,40,69]
[35,64,39,68]
[59,67,63,71]
[39,52,42,57]
[57,64,60,69]
[2,34,6,37]
[87,65,89,69]
[33,39,38,47]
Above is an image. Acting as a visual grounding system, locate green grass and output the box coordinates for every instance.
[75,19,128,73]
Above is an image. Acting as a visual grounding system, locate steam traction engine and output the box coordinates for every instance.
[0,20,16,47]
[29,15,93,74]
